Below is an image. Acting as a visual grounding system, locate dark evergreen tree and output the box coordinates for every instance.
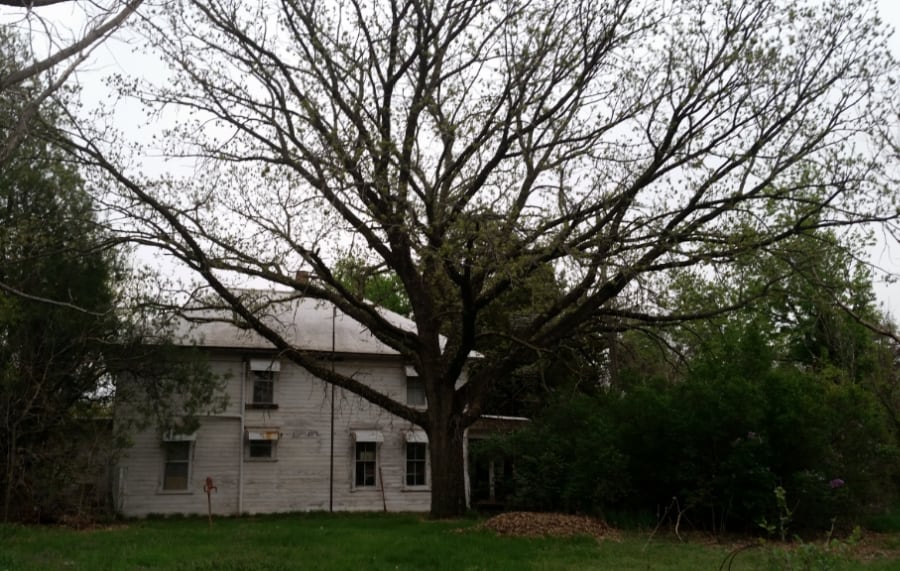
[0,61,122,520]
[0,29,224,523]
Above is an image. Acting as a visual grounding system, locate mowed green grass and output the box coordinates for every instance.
[0,513,897,571]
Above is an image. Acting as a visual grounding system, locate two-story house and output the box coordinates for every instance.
[113,296,441,516]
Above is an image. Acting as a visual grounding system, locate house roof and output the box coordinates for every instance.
[174,295,415,356]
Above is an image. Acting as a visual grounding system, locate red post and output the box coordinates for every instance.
[203,476,218,529]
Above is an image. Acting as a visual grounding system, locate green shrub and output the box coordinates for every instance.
[491,317,899,532]
[484,393,630,515]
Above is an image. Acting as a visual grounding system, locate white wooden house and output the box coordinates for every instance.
[114,296,447,516]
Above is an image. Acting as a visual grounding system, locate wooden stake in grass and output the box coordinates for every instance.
[203,477,217,529]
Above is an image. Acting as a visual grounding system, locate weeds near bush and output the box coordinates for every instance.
[754,487,862,570]
[758,486,794,542]
[762,525,861,571]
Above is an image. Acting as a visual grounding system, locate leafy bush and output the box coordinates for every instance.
[493,318,899,532]
[483,393,630,515]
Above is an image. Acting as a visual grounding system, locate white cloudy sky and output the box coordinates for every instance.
[4,0,900,318]
[868,0,900,319]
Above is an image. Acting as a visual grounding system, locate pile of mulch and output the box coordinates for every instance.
[479,511,618,540]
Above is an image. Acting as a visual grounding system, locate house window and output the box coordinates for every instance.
[248,359,280,409]
[406,442,427,487]
[355,442,377,487]
[249,440,275,459]
[252,370,275,404]
[406,367,425,407]
[246,429,279,461]
[163,441,191,491]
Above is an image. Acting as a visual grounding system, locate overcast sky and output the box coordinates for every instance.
[4,0,900,319]
[867,0,900,320]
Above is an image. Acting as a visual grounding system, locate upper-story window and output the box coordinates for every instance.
[253,370,275,403]
[248,358,280,409]
[405,366,426,407]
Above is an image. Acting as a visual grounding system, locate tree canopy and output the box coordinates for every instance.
[0,1,142,169]
[67,0,900,516]
[0,59,121,521]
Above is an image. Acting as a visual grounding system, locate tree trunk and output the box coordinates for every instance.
[427,415,468,518]
[3,424,16,522]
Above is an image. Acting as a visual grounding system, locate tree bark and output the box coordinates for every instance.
[427,412,468,518]
[3,425,16,522]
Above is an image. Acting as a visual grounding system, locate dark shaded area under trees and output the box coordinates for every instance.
[485,231,900,533]
[0,27,226,523]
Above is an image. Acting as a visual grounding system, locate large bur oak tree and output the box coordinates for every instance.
[79,0,898,517]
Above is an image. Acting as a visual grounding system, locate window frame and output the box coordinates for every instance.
[354,441,378,489]
[405,442,428,488]
[405,374,426,407]
[247,439,277,461]
[245,429,280,462]
[247,366,279,410]
[161,440,192,493]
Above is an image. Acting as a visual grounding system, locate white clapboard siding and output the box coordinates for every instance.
[118,353,432,516]
[118,416,240,516]
[211,356,245,416]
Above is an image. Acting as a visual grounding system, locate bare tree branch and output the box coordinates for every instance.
[0,1,73,7]
[0,280,109,316]
[0,1,142,92]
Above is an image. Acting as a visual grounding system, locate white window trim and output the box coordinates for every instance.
[245,429,280,462]
[249,358,281,372]
[352,430,384,443]
[352,439,380,490]
[404,431,428,443]
[162,431,196,442]
[158,440,194,494]
[248,368,278,407]
[404,440,430,491]
[246,440,278,462]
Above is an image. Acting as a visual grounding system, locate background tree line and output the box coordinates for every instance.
[482,231,900,533]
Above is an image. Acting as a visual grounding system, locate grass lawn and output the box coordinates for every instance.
[1,513,898,571]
